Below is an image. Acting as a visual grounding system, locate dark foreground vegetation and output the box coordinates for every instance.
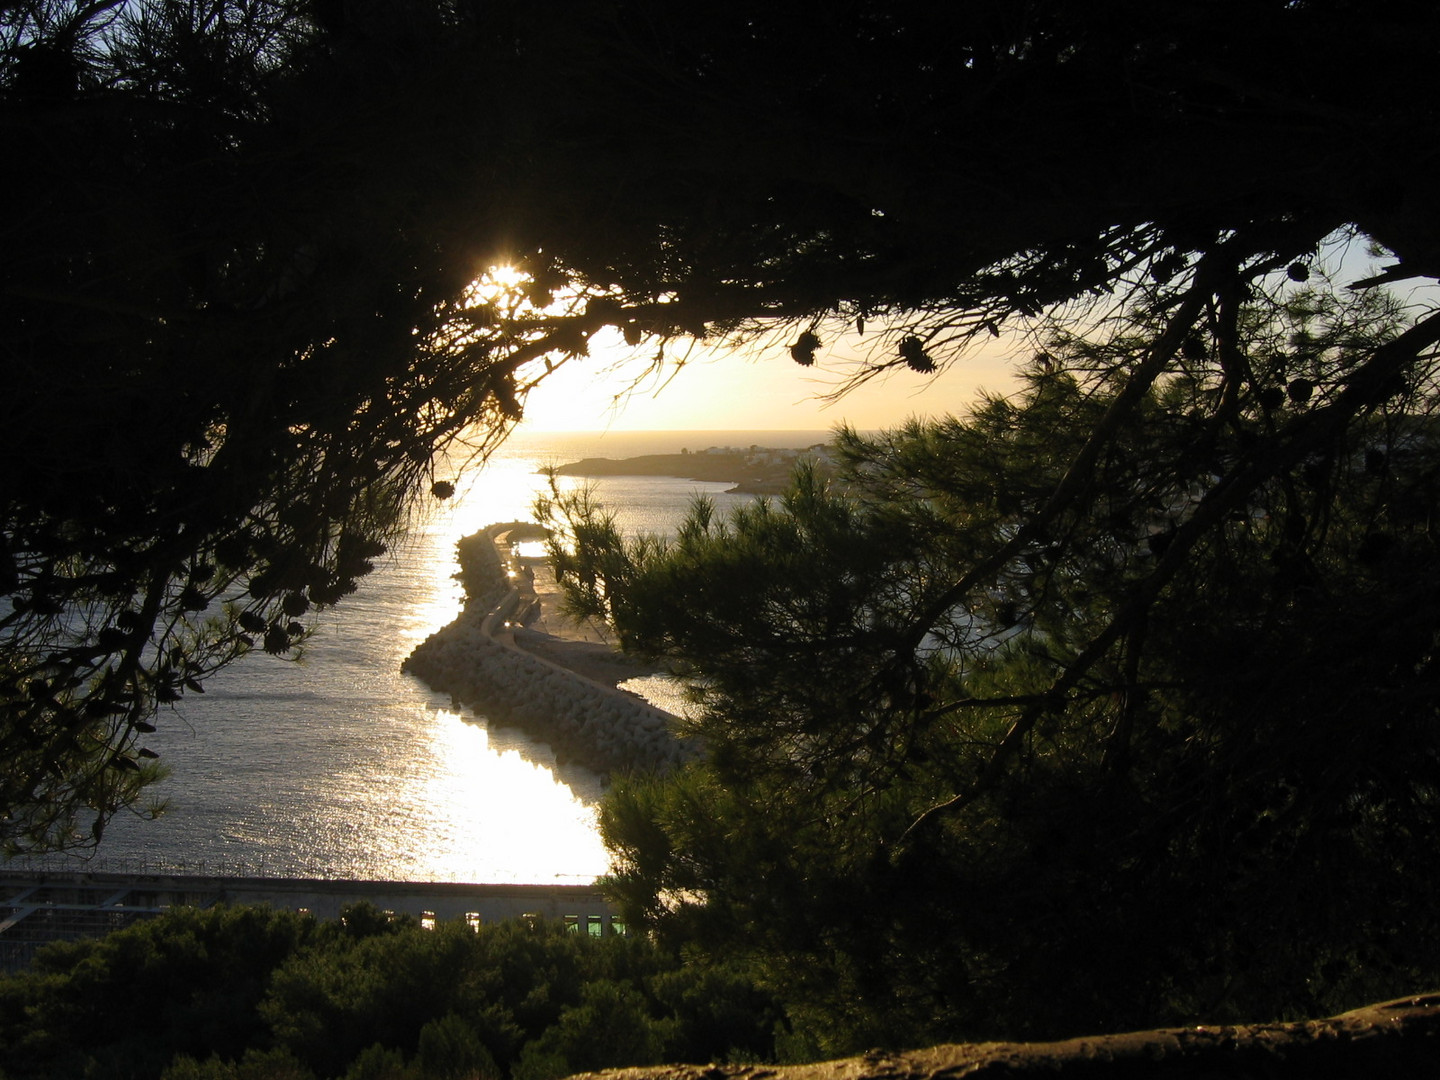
[0,904,782,1080]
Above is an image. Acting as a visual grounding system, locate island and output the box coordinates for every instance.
[547,443,833,495]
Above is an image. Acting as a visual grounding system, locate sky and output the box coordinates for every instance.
[516,325,1022,432]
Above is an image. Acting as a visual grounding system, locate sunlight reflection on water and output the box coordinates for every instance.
[16,431,820,884]
[406,710,607,883]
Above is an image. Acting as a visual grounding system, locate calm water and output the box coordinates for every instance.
[19,431,826,884]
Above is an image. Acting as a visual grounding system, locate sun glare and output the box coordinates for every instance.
[464,263,531,307]
[487,263,527,290]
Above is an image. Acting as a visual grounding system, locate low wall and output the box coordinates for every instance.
[0,869,615,924]
[0,869,619,970]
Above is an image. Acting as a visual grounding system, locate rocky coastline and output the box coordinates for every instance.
[401,524,694,777]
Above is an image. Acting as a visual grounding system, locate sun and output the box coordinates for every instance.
[461,263,533,309]
[485,263,527,290]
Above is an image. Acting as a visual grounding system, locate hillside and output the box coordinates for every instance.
[549,445,830,495]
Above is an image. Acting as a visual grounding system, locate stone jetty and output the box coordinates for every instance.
[402,524,693,776]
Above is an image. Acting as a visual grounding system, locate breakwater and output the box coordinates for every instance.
[402,524,692,776]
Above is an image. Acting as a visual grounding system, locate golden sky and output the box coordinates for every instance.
[518,328,1021,432]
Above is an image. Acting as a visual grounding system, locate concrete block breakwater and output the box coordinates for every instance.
[402,524,691,776]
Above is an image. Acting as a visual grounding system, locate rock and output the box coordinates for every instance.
[567,994,1440,1080]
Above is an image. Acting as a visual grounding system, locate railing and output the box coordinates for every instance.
[2,853,599,885]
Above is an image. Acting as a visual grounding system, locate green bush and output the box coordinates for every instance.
[0,903,783,1080]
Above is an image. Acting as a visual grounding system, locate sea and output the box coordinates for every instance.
[13,431,829,885]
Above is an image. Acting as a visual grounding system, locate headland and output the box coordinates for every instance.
[549,442,832,495]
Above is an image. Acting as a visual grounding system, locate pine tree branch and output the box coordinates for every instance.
[898,306,1440,849]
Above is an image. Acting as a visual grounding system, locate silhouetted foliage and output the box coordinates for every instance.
[0,903,782,1079]
[0,903,320,1078]
[0,1,633,852]
[499,1,1440,383]
[547,283,1440,1048]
